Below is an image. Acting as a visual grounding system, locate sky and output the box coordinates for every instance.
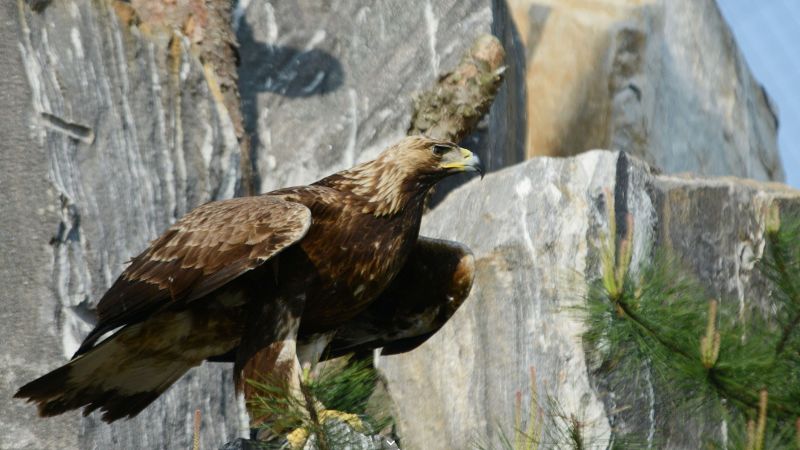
[717,0,800,187]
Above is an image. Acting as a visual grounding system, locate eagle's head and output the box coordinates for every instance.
[326,135,483,216]
[376,135,484,182]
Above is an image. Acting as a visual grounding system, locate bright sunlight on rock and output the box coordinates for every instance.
[1,0,795,449]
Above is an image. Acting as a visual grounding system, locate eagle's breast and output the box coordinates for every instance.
[284,190,425,331]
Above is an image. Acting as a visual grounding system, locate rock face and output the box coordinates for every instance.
[1,0,790,449]
[1,1,243,448]
[236,0,527,193]
[2,0,526,448]
[379,150,799,449]
[506,0,783,181]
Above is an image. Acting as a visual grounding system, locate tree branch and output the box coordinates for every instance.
[408,34,506,142]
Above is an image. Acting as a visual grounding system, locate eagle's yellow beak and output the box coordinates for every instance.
[440,147,485,178]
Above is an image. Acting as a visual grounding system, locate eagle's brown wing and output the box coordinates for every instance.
[322,236,475,359]
[75,195,311,356]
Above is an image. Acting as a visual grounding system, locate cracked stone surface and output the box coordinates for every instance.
[236,0,527,194]
[378,150,799,449]
[506,0,783,181]
[2,0,525,448]
[1,0,789,448]
[2,0,242,448]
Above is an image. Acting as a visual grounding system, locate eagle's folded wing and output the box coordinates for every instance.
[323,236,475,359]
[75,195,311,356]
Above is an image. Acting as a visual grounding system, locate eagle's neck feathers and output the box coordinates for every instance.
[316,158,434,217]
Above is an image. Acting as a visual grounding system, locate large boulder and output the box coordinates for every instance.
[379,150,799,449]
[1,0,789,448]
[1,1,243,448]
[2,0,528,448]
[236,0,527,193]
[506,0,783,181]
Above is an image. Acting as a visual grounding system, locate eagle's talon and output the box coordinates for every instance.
[286,426,310,449]
[319,409,365,432]
[285,410,366,449]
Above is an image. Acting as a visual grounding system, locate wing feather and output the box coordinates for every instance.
[75,195,311,356]
[322,236,475,359]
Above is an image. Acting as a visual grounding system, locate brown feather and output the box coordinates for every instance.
[322,236,476,358]
[16,135,478,423]
[74,196,311,356]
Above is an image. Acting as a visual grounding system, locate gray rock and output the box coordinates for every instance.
[236,0,527,194]
[300,420,389,450]
[2,0,790,448]
[378,150,799,449]
[1,1,243,448]
[219,437,263,450]
[219,422,394,450]
[506,0,783,181]
[613,0,783,181]
[2,0,527,448]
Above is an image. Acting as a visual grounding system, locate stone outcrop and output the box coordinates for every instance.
[236,0,527,193]
[1,0,790,448]
[506,0,783,181]
[379,150,798,449]
[1,1,243,448]
[2,0,526,448]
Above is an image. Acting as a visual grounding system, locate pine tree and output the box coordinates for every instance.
[584,200,800,449]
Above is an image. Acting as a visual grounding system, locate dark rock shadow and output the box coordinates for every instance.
[428,0,529,209]
[237,17,345,191]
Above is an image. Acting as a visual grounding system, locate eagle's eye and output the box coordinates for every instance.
[432,144,451,156]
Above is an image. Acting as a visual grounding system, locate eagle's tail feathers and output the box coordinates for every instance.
[14,331,194,422]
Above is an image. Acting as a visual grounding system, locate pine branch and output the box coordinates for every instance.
[768,231,800,354]
[584,213,800,448]
[613,292,694,362]
[300,381,330,450]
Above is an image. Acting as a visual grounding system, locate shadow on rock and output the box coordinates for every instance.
[236,17,345,193]
[237,17,344,131]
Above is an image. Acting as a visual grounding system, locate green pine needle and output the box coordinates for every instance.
[582,212,800,448]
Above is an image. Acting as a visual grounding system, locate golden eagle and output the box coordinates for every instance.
[16,136,481,424]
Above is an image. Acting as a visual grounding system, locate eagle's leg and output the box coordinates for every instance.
[235,295,363,446]
[235,292,306,436]
[242,338,306,441]
[283,333,366,448]
[296,332,335,376]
